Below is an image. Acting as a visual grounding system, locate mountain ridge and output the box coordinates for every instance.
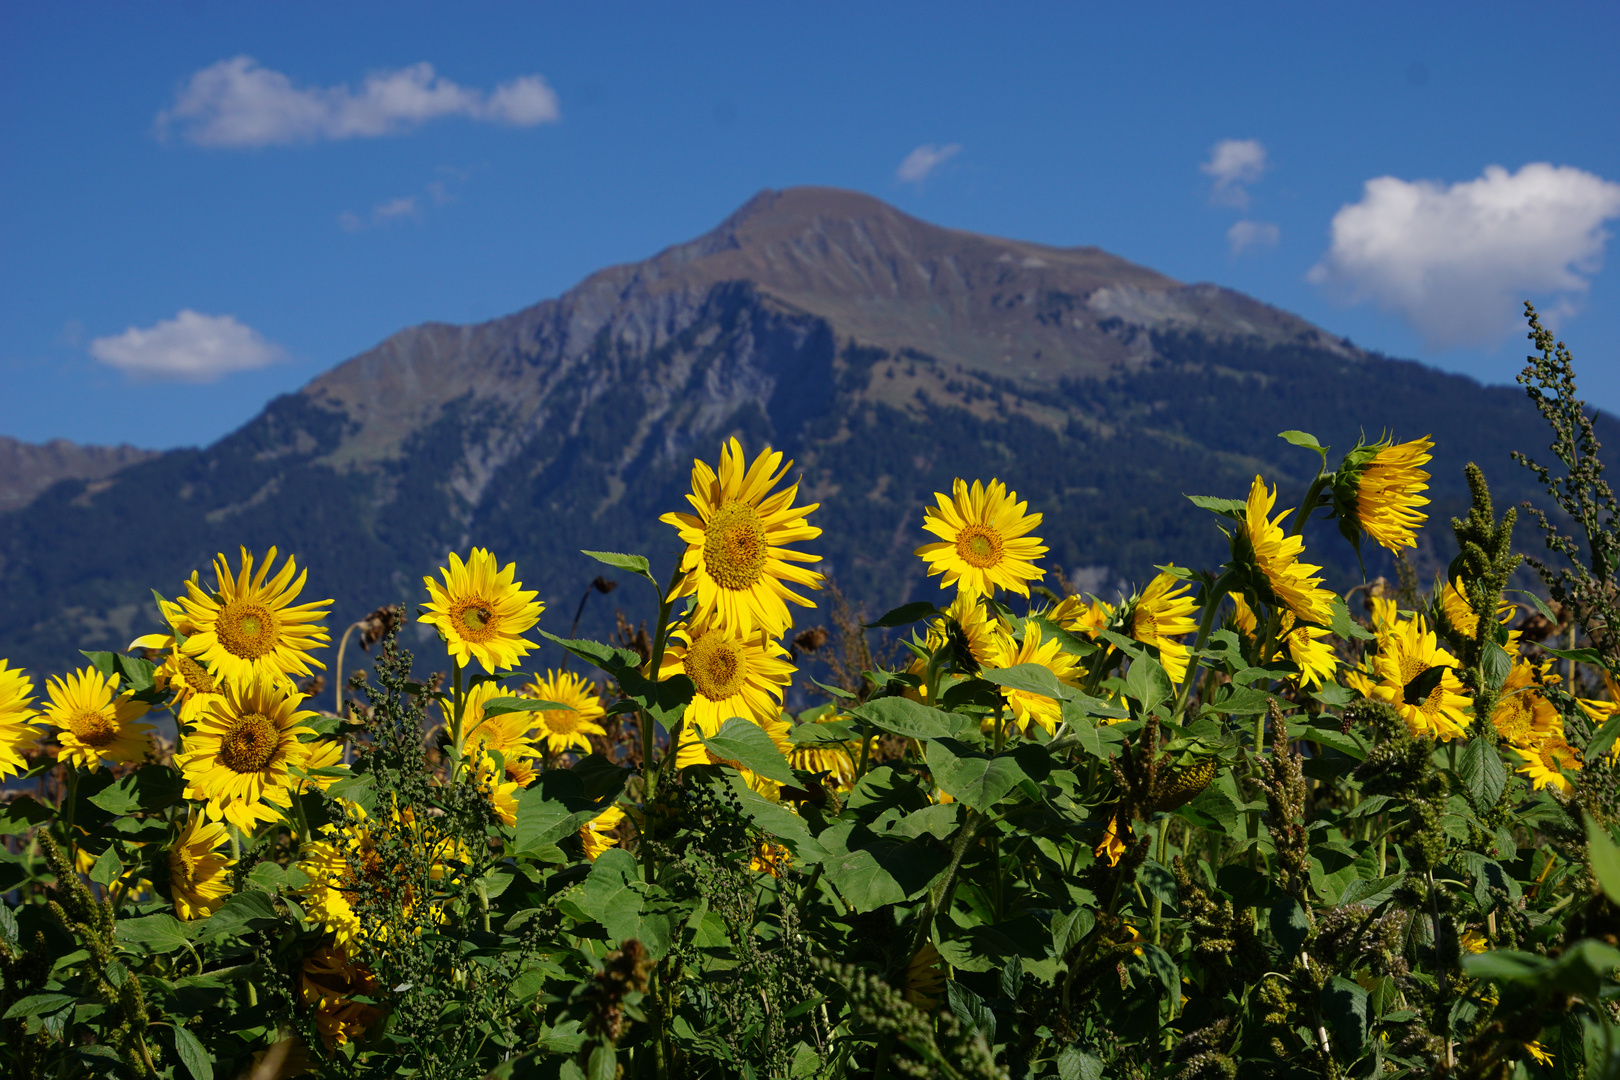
[0,187,1568,675]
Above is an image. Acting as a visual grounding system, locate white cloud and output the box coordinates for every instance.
[896,143,962,184]
[1228,219,1280,255]
[89,310,284,381]
[1201,138,1268,208]
[157,57,560,147]
[1308,163,1620,349]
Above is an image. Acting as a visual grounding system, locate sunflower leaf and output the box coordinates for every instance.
[579,550,655,587]
[863,601,940,629]
[1541,645,1606,665]
[850,697,970,741]
[979,663,1076,702]
[88,765,186,815]
[1185,495,1247,520]
[482,697,572,718]
[925,738,1030,809]
[537,630,645,679]
[699,717,796,785]
[1504,589,1558,623]
[1585,817,1620,906]
[1329,597,1376,641]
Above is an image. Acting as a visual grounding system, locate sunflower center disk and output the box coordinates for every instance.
[955,525,1004,569]
[684,634,747,701]
[1495,701,1531,744]
[218,602,280,660]
[545,709,584,735]
[703,502,769,590]
[451,599,497,642]
[175,655,217,694]
[68,708,117,747]
[220,712,280,773]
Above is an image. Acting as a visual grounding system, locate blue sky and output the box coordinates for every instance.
[3,1,1618,449]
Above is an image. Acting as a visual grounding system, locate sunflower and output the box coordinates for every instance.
[449,680,542,768]
[660,438,824,637]
[659,617,795,735]
[916,478,1047,599]
[1368,615,1471,741]
[44,667,154,771]
[1054,593,1117,640]
[904,940,947,1009]
[299,800,455,945]
[1440,578,1521,650]
[179,548,332,687]
[580,804,626,861]
[1129,572,1199,684]
[1283,618,1338,688]
[984,620,1082,735]
[300,738,348,791]
[909,591,1001,692]
[1577,670,1620,760]
[472,752,521,827]
[169,813,234,920]
[0,660,42,780]
[1095,812,1129,867]
[750,840,793,877]
[788,715,857,793]
[1513,739,1580,793]
[1491,661,1562,749]
[519,669,607,755]
[419,548,543,674]
[1339,435,1433,553]
[300,945,383,1049]
[1240,475,1336,626]
[176,677,316,832]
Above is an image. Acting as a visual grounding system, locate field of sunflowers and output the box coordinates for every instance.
[4,306,1620,1080]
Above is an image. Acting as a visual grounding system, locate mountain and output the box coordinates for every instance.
[0,187,1569,676]
[0,437,158,515]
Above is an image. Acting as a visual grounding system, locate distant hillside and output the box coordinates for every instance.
[0,436,157,514]
[0,188,1573,675]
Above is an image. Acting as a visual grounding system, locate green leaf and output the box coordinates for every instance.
[1329,596,1377,641]
[1338,874,1402,908]
[1504,589,1558,622]
[1185,495,1247,519]
[88,845,121,888]
[1586,817,1620,906]
[1542,645,1607,665]
[1139,859,1178,910]
[863,601,940,629]
[172,1022,214,1080]
[198,890,280,940]
[1283,720,1366,761]
[586,1043,617,1080]
[1123,655,1173,716]
[809,678,856,701]
[1279,429,1325,452]
[1322,976,1369,1055]
[789,718,858,745]
[699,717,795,785]
[1403,665,1448,707]
[1589,709,1620,762]
[1271,896,1310,955]
[1056,1047,1105,1080]
[1208,686,1278,716]
[1459,737,1508,809]
[618,667,694,731]
[0,796,52,834]
[512,787,606,855]
[1482,641,1514,693]
[3,992,76,1019]
[925,739,1030,810]
[579,549,654,585]
[819,823,950,911]
[850,697,968,741]
[978,663,1076,701]
[480,696,572,718]
[1140,942,1182,1014]
[536,630,645,679]
[946,981,995,1045]
[87,765,187,815]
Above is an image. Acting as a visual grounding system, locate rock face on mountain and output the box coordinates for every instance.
[0,437,157,514]
[0,187,1561,673]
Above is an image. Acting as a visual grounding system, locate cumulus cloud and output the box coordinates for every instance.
[89,310,284,381]
[1202,138,1268,208]
[1308,163,1620,349]
[896,143,962,184]
[1227,220,1280,255]
[157,57,560,147]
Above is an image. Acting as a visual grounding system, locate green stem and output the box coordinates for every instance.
[1286,473,1331,540]
[60,766,79,868]
[1151,814,1170,946]
[1173,571,1237,721]
[449,659,467,783]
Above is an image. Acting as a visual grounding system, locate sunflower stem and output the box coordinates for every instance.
[1151,813,1170,946]
[449,660,467,784]
[1286,472,1332,540]
[1172,570,1237,722]
[60,765,79,867]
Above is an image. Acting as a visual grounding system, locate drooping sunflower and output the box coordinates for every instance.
[1283,618,1338,688]
[1335,435,1433,553]
[1129,572,1199,684]
[1491,661,1563,749]
[788,713,857,793]
[45,667,154,771]
[1368,615,1471,741]
[169,813,234,921]
[179,548,332,687]
[660,438,825,637]
[1439,578,1521,651]
[175,677,316,832]
[519,669,608,755]
[1513,739,1581,793]
[659,616,795,735]
[984,620,1082,735]
[300,945,383,1050]
[0,659,42,780]
[915,478,1047,599]
[1240,475,1336,626]
[580,804,626,861]
[910,591,1001,692]
[904,940,947,1009]
[419,548,544,674]
[448,680,542,768]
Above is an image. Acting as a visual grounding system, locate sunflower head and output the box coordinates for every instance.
[169,813,234,921]
[179,548,332,687]
[301,945,383,1049]
[985,620,1082,735]
[915,478,1047,599]
[658,616,795,733]
[44,667,154,772]
[175,676,316,832]
[0,659,42,780]
[1235,475,1335,627]
[660,438,824,637]
[1332,435,1433,554]
[580,804,626,861]
[419,548,543,674]
[520,669,608,755]
[1124,571,1200,684]
[449,680,543,768]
